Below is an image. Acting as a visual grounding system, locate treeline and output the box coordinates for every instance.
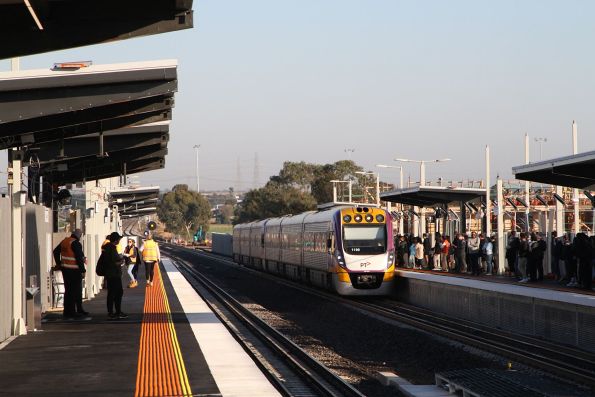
[235,160,392,223]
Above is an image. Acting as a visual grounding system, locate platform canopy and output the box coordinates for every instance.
[0,60,177,185]
[0,0,193,59]
[110,187,160,218]
[512,150,595,190]
[380,186,486,207]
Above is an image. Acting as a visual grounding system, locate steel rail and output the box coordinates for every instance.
[164,244,595,389]
[168,252,366,397]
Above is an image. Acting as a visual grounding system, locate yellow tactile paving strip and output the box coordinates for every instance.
[135,265,193,397]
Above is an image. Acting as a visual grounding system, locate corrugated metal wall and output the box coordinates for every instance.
[0,197,13,342]
[396,278,595,352]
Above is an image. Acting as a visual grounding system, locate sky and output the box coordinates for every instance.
[2,1,595,192]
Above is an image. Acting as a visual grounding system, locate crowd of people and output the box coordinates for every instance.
[394,230,595,291]
[53,230,161,320]
[395,231,497,276]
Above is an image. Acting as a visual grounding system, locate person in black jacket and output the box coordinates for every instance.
[574,233,593,290]
[102,232,128,319]
[528,233,547,281]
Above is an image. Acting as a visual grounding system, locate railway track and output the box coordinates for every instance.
[168,252,366,397]
[163,244,595,391]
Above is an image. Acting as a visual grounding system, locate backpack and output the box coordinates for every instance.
[96,252,107,277]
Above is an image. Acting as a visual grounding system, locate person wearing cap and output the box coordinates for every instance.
[53,228,89,319]
[140,233,161,287]
[103,232,128,319]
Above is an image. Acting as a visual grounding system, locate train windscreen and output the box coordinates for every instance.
[343,225,386,255]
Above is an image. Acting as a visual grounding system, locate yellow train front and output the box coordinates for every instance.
[233,205,395,296]
[329,207,395,295]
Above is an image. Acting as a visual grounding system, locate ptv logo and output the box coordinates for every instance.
[360,262,371,268]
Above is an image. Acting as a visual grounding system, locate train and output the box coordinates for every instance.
[233,205,395,296]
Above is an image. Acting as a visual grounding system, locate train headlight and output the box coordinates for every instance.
[365,214,373,222]
[376,214,385,223]
[387,250,395,267]
[335,252,346,268]
[354,214,363,223]
[343,215,352,223]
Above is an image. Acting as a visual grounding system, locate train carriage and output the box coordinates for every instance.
[248,220,267,269]
[233,205,395,296]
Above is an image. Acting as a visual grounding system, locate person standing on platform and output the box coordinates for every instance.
[468,232,481,275]
[396,235,407,267]
[432,233,443,270]
[517,233,530,283]
[506,231,520,277]
[414,237,424,269]
[441,235,451,272]
[575,233,593,290]
[562,234,577,287]
[123,238,141,288]
[454,234,467,273]
[483,236,494,275]
[141,233,161,286]
[423,233,432,269]
[53,228,89,319]
[102,232,127,319]
[528,233,546,281]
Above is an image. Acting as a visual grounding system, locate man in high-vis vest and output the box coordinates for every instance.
[53,228,89,319]
[140,234,160,287]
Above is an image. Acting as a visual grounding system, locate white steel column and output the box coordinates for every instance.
[496,177,505,275]
[419,162,426,235]
[524,134,530,232]
[555,185,564,235]
[10,150,25,335]
[572,121,579,235]
[485,145,491,235]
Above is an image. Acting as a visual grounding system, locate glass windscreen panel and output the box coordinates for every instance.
[343,225,386,255]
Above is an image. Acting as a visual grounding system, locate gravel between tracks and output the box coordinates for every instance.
[173,251,516,396]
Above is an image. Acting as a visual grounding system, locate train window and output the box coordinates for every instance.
[343,225,386,255]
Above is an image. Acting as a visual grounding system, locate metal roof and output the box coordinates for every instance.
[0,0,193,59]
[0,60,177,148]
[25,124,169,165]
[512,150,595,190]
[0,60,177,185]
[380,185,486,207]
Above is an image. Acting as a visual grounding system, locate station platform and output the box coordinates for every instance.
[0,258,280,397]
[398,268,595,305]
[394,268,595,353]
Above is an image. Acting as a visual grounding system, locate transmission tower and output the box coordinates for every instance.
[253,152,260,189]
[236,155,241,192]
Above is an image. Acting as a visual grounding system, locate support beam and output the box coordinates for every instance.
[497,178,505,275]
[9,149,26,335]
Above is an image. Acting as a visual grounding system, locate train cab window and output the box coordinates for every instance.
[343,225,386,255]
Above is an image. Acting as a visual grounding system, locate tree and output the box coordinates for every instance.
[234,160,392,223]
[157,184,211,240]
[236,182,317,223]
[311,160,364,203]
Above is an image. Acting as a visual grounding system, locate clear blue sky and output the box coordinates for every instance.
[2,1,595,191]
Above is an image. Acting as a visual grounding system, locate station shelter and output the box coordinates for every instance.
[0,1,193,342]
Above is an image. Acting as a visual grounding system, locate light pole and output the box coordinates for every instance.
[394,158,451,236]
[376,164,405,233]
[330,180,352,203]
[394,158,451,187]
[193,144,201,193]
[355,171,380,206]
[376,164,404,189]
[534,137,547,161]
[344,148,355,160]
